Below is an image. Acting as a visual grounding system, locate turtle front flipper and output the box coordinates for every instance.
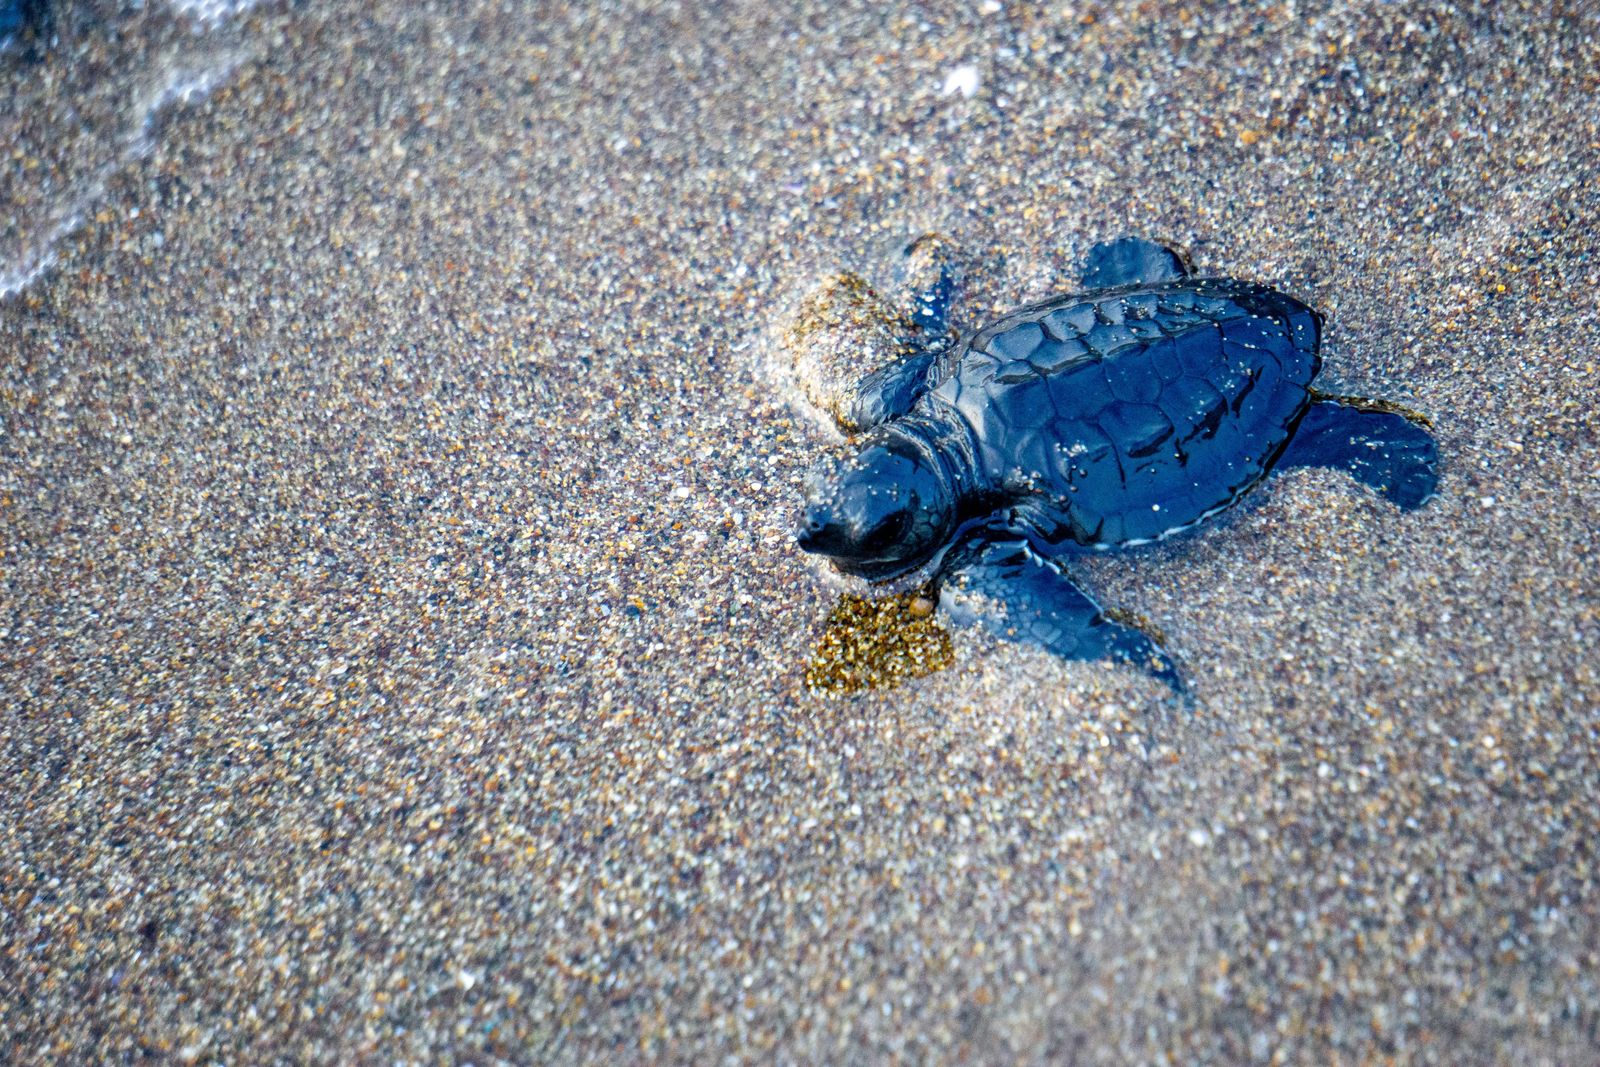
[1278,397,1440,509]
[937,528,1183,691]
[781,234,964,433]
[894,232,963,336]
[1081,236,1191,288]
[844,235,967,427]
[847,346,945,429]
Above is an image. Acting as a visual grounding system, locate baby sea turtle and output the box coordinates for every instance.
[791,236,1439,687]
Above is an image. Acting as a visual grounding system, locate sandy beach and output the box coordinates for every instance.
[3,1,1598,1062]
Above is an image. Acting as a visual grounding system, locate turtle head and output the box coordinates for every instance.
[795,427,956,580]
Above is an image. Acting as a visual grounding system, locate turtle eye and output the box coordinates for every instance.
[861,509,910,554]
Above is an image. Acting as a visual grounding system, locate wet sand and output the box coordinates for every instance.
[3,1,1598,1062]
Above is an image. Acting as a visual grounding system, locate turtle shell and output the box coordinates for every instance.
[926,278,1322,546]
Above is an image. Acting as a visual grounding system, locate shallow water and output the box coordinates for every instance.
[0,0,270,295]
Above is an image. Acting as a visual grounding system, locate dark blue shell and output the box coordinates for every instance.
[927,278,1322,546]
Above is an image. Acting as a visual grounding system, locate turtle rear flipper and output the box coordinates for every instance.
[937,528,1183,691]
[1279,398,1440,509]
[1081,237,1191,288]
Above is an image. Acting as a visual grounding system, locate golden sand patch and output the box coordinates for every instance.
[804,588,954,694]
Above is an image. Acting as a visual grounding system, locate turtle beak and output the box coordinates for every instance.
[793,504,830,553]
[795,456,845,553]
